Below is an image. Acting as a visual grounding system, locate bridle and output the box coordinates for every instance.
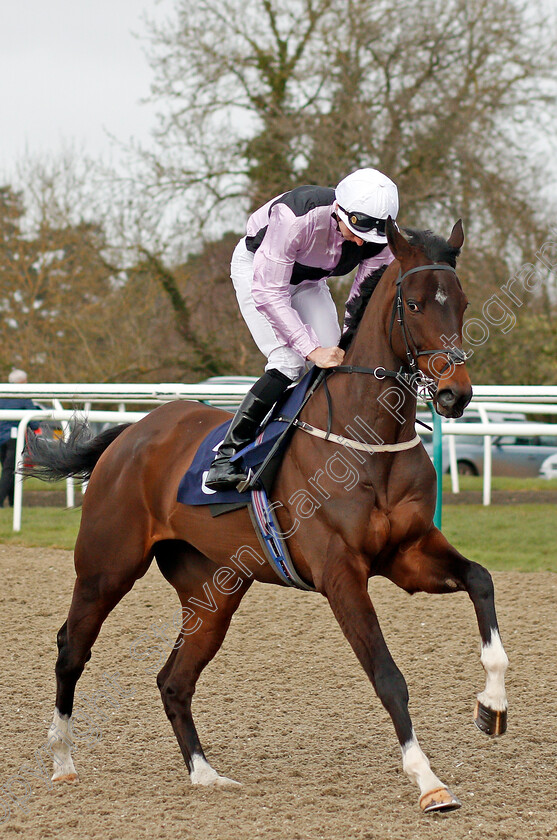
[241,262,470,489]
[389,263,468,383]
[332,262,468,399]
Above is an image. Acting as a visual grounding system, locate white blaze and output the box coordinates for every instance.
[435,284,448,305]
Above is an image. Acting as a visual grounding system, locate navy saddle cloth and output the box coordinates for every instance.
[177,369,317,507]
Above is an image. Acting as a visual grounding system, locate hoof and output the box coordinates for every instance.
[192,774,241,789]
[190,754,242,789]
[419,786,461,813]
[52,772,78,784]
[212,775,242,789]
[474,700,507,736]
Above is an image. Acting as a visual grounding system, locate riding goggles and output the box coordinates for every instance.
[337,205,387,235]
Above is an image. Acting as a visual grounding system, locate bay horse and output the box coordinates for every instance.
[25,219,509,813]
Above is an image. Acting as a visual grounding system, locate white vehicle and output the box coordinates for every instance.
[539,453,557,479]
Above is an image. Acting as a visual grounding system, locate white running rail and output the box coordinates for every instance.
[1,409,145,532]
[0,382,555,530]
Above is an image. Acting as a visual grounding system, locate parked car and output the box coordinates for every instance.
[199,376,257,409]
[539,453,557,479]
[418,410,557,477]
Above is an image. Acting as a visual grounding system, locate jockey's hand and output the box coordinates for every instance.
[307,346,345,368]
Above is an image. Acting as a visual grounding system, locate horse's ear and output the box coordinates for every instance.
[386,217,413,260]
[448,219,464,249]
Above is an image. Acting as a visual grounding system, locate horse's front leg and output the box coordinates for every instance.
[386,527,509,736]
[321,550,460,813]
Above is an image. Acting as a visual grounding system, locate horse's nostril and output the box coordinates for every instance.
[437,389,456,408]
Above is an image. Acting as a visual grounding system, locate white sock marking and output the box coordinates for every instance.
[190,753,241,788]
[48,708,77,781]
[401,732,445,796]
[477,629,509,712]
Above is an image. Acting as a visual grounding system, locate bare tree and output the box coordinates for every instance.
[0,171,188,383]
[0,158,254,384]
[142,0,556,229]
[142,0,337,222]
[136,0,557,383]
[3,1,555,384]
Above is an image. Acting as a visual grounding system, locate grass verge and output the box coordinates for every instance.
[0,497,554,572]
[442,475,557,492]
[0,507,81,551]
[440,504,556,572]
[20,477,68,492]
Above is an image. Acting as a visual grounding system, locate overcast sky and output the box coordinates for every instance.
[0,0,170,177]
[1,0,555,209]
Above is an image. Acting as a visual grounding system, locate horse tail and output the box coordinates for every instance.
[21,421,132,482]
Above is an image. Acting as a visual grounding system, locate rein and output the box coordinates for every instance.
[281,262,469,458]
[323,263,468,388]
[239,262,466,490]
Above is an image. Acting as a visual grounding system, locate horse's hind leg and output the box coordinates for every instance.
[385,526,509,736]
[155,543,251,788]
[50,542,152,782]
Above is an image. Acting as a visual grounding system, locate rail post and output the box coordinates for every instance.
[429,403,443,529]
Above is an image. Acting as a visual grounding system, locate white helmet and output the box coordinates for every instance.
[335,168,399,244]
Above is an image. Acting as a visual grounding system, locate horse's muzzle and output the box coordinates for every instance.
[435,386,472,418]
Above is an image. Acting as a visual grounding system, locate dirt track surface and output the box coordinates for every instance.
[0,545,555,840]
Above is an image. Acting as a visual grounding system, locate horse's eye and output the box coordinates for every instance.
[407,301,420,313]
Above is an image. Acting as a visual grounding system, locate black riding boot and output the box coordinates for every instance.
[205,369,292,491]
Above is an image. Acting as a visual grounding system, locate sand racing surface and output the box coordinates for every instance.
[0,544,555,840]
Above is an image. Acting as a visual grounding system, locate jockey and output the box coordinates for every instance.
[205,167,399,491]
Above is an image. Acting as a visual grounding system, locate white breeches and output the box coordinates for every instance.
[231,238,341,381]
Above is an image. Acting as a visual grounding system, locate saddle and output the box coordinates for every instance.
[177,369,318,512]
